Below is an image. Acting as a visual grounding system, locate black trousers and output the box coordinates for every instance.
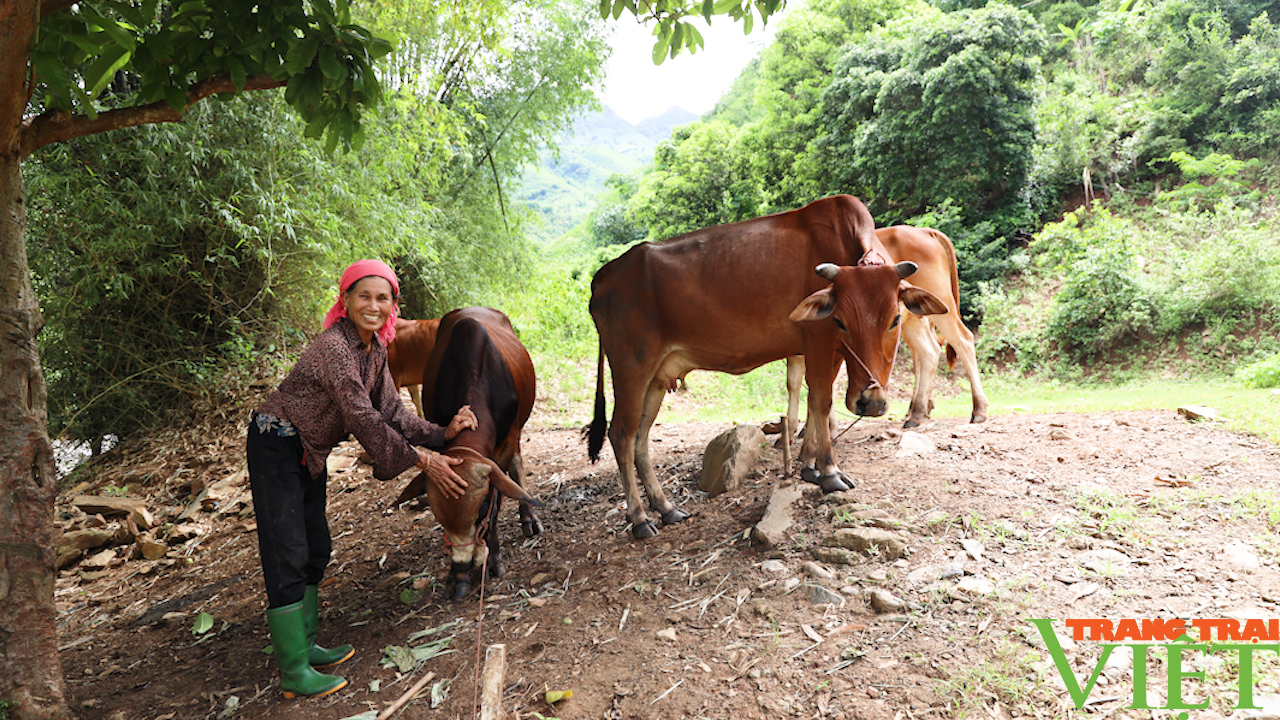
[246,416,331,609]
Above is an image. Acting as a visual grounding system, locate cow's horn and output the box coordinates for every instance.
[815,263,840,280]
[895,261,919,279]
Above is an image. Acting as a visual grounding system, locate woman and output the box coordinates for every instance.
[247,259,476,699]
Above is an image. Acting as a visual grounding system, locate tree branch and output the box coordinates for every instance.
[19,73,286,158]
[41,1,79,19]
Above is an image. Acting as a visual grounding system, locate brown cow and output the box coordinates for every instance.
[777,225,989,433]
[393,307,541,599]
[586,195,947,538]
[386,318,441,418]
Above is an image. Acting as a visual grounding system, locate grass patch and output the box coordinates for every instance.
[938,638,1050,718]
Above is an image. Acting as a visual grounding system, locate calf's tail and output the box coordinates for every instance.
[585,343,607,462]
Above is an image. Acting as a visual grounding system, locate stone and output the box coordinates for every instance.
[135,534,168,561]
[959,539,984,562]
[71,495,155,530]
[867,588,908,613]
[700,425,767,497]
[656,628,678,642]
[833,506,903,530]
[812,547,858,566]
[895,431,935,458]
[1177,405,1219,422]
[1219,541,1261,570]
[752,483,804,549]
[952,577,995,597]
[822,528,909,560]
[803,561,835,580]
[906,563,964,585]
[806,584,845,606]
[760,559,788,573]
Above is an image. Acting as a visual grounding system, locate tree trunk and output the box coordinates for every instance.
[1,7,73,716]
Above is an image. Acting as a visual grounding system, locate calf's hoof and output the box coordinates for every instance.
[661,507,691,525]
[801,467,854,493]
[486,556,506,579]
[520,514,544,538]
[448,579,472,601]
[970,411,988,424]
[631,518,660,539]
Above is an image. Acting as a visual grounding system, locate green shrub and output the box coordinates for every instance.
[1236,353,1280,388]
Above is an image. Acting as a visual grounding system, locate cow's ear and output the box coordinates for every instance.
[895,261,919,279]
[790,287,837,322]
[487,463,544,507]
[899,283,947,316]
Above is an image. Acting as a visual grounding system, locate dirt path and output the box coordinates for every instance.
[55,397,1280,720]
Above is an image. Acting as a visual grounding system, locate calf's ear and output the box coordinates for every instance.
[790,287,837,322]
[487,463,544,507]
[899,282,948,317]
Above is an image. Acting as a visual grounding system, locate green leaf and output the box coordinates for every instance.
[318,48,347,81]
[599,0,613,19]
[84,44,132,100]
[285,35,320,76]
[381,644,416,673]
[651,31,671,65]
[701,0,714,23]
[226,56,247,90]
[164,84,188,111]
[81,6,138,52]
[193,611,214,635]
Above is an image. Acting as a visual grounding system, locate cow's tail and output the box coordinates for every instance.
[930,226,963,371]
[585,342,607,462]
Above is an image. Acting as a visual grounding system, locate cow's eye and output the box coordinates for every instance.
[890,313,900,329]
[833,316,847,332]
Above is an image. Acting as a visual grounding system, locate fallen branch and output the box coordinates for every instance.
[377,671,436,720]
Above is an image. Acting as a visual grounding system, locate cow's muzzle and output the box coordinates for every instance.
[854,388,888,417]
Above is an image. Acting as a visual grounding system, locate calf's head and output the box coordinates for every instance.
[790,262,947,416]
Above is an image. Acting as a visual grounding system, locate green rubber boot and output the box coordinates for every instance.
[266,602,348,699]
[303,585,355,668]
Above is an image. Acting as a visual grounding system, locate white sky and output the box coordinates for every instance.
[600,14,779,125]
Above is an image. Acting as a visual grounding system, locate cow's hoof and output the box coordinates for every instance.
[631,519,660,539]
[486,558,506,579]
[903,418,922,429]
[801,467,854,493]
[661,507,691,525]
[970,412,988,424]
[448,580,472,601]
[520,515,544,538]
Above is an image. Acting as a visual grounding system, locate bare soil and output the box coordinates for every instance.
[55,374,1280,720]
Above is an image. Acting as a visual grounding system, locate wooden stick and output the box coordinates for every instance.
[781,415,792,477]
[376,671,436,720]
[479,643,507,720]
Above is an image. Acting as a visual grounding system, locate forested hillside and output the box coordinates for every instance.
[567,0,1280,385]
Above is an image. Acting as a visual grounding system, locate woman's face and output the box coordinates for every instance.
[342,276,397,343]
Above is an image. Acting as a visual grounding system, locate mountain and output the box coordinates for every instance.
[517,106,698,243]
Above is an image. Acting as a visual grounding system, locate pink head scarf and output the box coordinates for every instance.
[322,259,401,345]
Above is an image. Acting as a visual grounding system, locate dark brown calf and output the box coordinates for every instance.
[393,307,540,599]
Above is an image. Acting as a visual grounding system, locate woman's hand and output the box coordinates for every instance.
[416,448,468,499]
[444,405,478,440]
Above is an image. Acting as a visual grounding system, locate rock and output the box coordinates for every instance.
[1049,429,1072,441]
[959,539,984,562]
[822,528,909,560]
[752,484,804,549]
[812,547,858,566]
[1078,548,1131,576]
[1219,541,1261,570]
[833,506,903,530]
[700,425,767,497]
[1177,405,1218,422]
[81,548,118,570]
[1230,692,1280,719]
[806,584,845,606]
[656,628,678,642]
[803,561,834,580]
[867,588,908,613]
[906,563,964,585]
[135,534,169,561]
[71,495,155,530]
[760,559,788,573]
[952,577,995,597]
[895,431,935,458]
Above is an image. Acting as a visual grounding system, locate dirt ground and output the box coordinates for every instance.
[54,372,1280,720]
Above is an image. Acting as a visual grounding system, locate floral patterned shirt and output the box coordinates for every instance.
[256,318,445,479]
